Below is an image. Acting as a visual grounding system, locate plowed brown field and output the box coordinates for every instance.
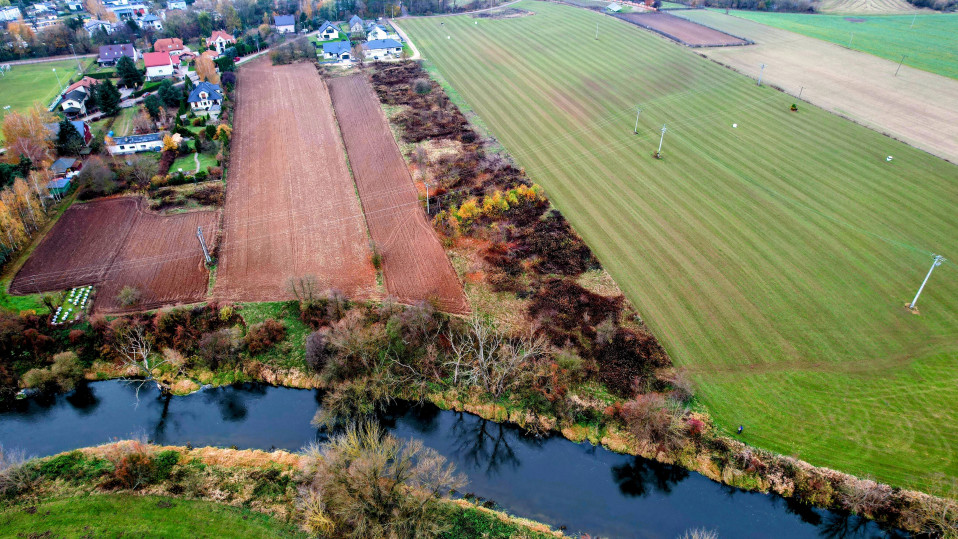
[214,59,377,302]
[11,197,217,313]
[328,74,468,313]
[617,12,748,46]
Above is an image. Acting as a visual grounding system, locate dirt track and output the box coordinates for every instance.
[328,74,468,313]
[671,10,958,163]
[10,197,217,313]
[215,59,378,302]
[617,12,748,47]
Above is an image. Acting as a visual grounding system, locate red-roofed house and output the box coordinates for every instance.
[206,30,236,54]
[144,52,174,80]
[154,37,184,55]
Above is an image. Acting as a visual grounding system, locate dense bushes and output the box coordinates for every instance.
[21,351,84,393]
[244,319,286,355]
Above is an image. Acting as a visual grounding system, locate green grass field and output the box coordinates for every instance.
[0,494,306,538]
[0,60,82,117]
[728,11,958,80]
[402,0,958,494]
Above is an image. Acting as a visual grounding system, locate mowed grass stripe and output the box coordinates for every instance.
[404,0,958,493]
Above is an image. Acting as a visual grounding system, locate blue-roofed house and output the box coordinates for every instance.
[366,24,388,41]
[348,15,364,33]
[107,133,164,155]
[50,158,79,175]
[274,14,295,33]
[188,81,223,113]
[46,177,73,198]
[323,40,352,61]
[140,13,162,30]
[317,21,340,41]
[362,39,402,60]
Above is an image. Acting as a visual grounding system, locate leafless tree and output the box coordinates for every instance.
[115,325,170,399]
[287,274,318,307]
[127,154,159,188]
[447,316,546,397]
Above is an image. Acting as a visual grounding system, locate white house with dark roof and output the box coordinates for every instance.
[107,133,164,155]
[84,19,114,35]
[366,24,388,41]
[273,14,295,33]
[322,40,351,61]
[0,6,20,22]
[362,39,402,60]
[167,0,186,8]
[317,20,340,40]
[348,15,364,33]
[188,81,222,113]
[140,13,162,30]
[98,43,138,65]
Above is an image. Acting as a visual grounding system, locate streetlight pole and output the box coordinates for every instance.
[656,124,667,156]
[909,255,945,310]
[69,43,82,74]
[633,107,641,134]
[757,63,766,86]
[895,54,906,77]
[425,181,431,214]
[52,67,63,94]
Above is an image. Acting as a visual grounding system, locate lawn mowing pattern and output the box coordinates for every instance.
[667,9,958,163]
[215,58,378,303]
[728,11,958,80]
[817,0,918,11]
[328,74,469,313]
[0,59,81,120]
[0,494,305,538]
[401,0,958,494]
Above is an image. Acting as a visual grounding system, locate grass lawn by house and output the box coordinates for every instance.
[402,0,958,495]
[727,11,958,80]
[109,106,141,137]
[0,494,306,538]
[171,149,217,174]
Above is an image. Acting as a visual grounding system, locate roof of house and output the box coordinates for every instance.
[111,133,163,145]
[318,20,337,33]
[154,37,184,52]
[141,14,159,21]
[274,14,295,26]
[51,157,78,174]
[44,121,88,138]
[348,15,362,26]
[47,177,71,189]
[207,30,235,44]
[367,23,386,33]
[144,51,172,67]
[98,43,136,61]
[323,41,351,55]
[606,2,622,10]
[62,89,87,102]
[188,81,222,103]
[364,38,402,50]
[65,76,99,93]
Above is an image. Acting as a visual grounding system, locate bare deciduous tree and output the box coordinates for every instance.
[115,325,170,399]
[447,316,546,397]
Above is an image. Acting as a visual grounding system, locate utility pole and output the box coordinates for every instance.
[895,54,906,77]
[910,12,917,28]
[424,181,431,215]
[52,67,63,95]
[798,86,804,99]
[69,43,82,74]
[909,255,945,310]
[595,22,598,40]
[848,32,853,48]
[657,124,667,156]
[196,226,212,265]
[757,63,766,86]
[633,107,641,134]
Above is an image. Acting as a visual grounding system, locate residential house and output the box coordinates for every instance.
[0,6,20,22]
[143,51,173,80]
[46,177,73,198]
[167,0,186,8]
[317,20,340,40]
[107,133,164,155]
[206,30,235,54]
[44,121,93,146]
[110,3,148,21]
[273,14,295,33]
[366,24,387,41]
[606,2,622,11]
[322,40,351,62]
[348,15,363,33]
[362,39,402,60]
[66,1,83,11]
[154,37,184,54]
[32,15,60,31]
[187,81,222,113]
[50,157,79,175]
[84,19,114,35]
[98,43,138,65]
[140,13,162,30]
[59,77,100,117]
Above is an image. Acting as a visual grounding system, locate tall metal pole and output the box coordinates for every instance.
[633,107,641,134]
[848,32,853,48]
[69,43,81,74]
[909,255,944,310]
[595,22,598,40]
[657,124,667,155]
[895,55,906,77]
[757,63,766,86]
[798,86,804,100]
[910,12,917,28]
[52,68,63,94]
[196,226,212,264]
[425,181,431,215]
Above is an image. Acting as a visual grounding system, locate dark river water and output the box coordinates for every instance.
[0,381,907,538]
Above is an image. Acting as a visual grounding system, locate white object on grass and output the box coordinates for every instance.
[732,123,738,128]
[886,155,893,161]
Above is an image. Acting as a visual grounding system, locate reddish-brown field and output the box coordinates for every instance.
[214,58,378,303]
[328,74,468,313]
[617,12,748,46]
[11,197,217,313]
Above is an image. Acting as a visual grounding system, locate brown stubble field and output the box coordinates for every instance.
[327,74,469,314]
[616,12,748,46]
[214,59,378,303]
[10,197,217,313]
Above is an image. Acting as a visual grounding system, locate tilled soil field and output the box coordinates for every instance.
[11,197,217,313]
[616,12,749,46]
[328,74,468,313]
[214,59,378,303]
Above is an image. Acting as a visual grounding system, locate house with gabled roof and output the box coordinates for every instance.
[363,39,402,60]
[98,43,138,65]
[274,14,295,33]
[140,13,162,30]
[154,37,184,54]
[188,81,222,113]
[107,133,164,155]
[322,40,352,61]
[348,14,364,33]
[144,51,174,80]
[206,30,236,54]
[366,24,388,41]
[59,78,100,117]
[317,20,340,40]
